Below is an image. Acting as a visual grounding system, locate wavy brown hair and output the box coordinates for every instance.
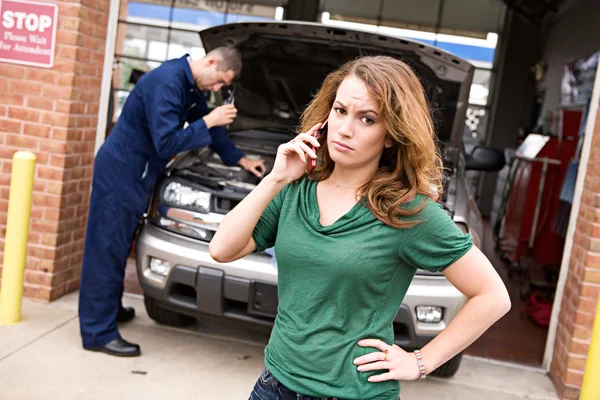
[298,56,444,228]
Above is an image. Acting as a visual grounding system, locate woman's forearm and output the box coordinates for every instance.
[209,175,286,262]
[419,291,510,373]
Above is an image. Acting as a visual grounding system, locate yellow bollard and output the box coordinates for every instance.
[0,151,36,325]
[580,293,600,400]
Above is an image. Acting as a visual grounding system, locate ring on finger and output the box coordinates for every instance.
[384,349,390,362]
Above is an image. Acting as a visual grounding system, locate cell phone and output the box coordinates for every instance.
[307,122,327,174]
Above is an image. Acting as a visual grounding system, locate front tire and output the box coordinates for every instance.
[430,352,462,377]
[144,295,195,327]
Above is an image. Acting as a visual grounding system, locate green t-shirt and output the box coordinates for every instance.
[252,178,472,400]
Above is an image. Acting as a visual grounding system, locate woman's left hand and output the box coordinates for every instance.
[355,339,421,381]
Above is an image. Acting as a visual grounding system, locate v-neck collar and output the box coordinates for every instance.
[300,179,374,234]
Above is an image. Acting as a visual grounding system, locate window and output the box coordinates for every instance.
[107,0,280,132]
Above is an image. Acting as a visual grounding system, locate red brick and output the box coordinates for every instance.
[564,370,584,387]
[49,155,66,168]
[0,65,25,79]
[8,80,42,95]
[568,339,589,355]
[6,134,38,150]
[41,112,71,127]
[566,354,587,370]
[76,48,92,63]
[58,45,77,60]
[588,252,600,268]
[53,59,76,74]
[91,51,105,65]
[2,93,24,105]
[8,107,41,123]
[22,285,52,301]
[61,18,80,31]
[33,193,61,208]
[584,268,600,284]
[23,123,51,138]
[25,271,53,286]
[30,220,59,235]
[56,31,82,46]
[42,85,73,100]
[572,325,592,341]
[44,207,61,221]
[581,283,600,299]
[37,166,64,181]
[25,69,59,85]
[0,119,22,134]
[574,311,595,328]
[593,223,600,239]
[26,96,54,111]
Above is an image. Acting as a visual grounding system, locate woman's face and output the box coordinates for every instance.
[326,75,389,170]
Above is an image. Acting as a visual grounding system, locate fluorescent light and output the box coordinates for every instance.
[275,6,284,21]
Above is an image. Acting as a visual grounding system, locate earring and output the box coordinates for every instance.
[385,143,392,148]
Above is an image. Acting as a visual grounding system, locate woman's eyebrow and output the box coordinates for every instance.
[334,100,378,115]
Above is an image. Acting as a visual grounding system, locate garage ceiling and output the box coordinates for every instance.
[320,0,506,36]
[132,0,507,37]
[502,0,572,25]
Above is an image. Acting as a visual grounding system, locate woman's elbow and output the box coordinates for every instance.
[496,287,512,316]
[209,241,231,263]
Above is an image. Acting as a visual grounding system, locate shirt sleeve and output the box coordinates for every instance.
[252,185,290,252]
[398,198,473,273]
[145,83,213,159]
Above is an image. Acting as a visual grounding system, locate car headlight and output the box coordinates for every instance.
[149,257,171,277]
[416,306,444,323]
[162,181,211,213]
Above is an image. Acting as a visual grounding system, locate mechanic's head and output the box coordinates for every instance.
[299,56,443,227]
[192,46,242,92]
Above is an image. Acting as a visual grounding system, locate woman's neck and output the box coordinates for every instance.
[328,165,376,189]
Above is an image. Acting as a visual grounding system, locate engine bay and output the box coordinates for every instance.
[169,130,284,201]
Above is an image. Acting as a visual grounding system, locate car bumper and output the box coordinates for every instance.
[136,222,468,348]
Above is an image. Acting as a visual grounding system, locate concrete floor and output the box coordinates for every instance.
[0,292,559,400]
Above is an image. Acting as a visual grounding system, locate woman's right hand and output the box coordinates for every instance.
[269,123,322,184]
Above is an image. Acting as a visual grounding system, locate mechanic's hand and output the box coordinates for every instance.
[269,123,321,184]
[354,339,421,381]
[203,104,237,129]
[239,157,266,177]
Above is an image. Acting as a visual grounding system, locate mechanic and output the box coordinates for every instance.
[79,47,265,357]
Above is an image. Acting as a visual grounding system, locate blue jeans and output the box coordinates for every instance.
[248,368,400,400]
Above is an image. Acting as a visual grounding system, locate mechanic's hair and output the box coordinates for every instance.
[298,56,444,228]
[206,46,242,76]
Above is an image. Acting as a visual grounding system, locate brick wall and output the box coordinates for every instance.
[0,0,111,301]
[550,105,600,399]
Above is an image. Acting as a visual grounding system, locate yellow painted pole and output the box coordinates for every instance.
[580,293,600,400]
[0,151,36,325]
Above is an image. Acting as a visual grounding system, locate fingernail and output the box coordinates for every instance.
[353,358,359,364]
[357,366,362,372]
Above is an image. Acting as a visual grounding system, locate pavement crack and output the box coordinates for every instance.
[0,315,78,362]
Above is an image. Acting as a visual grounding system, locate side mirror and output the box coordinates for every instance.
[465,146,505,171]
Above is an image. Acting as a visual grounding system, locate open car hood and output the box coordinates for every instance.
[199,21,473,146]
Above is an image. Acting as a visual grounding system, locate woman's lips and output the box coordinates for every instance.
[332,141,354,152]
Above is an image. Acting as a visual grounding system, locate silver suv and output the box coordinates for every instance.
[135,22,504,377]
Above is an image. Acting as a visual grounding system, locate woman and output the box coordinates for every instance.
[209,56,511,400]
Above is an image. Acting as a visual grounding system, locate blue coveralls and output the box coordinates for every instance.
[79,55,244,348]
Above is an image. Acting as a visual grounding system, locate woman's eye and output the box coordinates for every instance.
[335,108,346,115]
[361,117,374,125]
